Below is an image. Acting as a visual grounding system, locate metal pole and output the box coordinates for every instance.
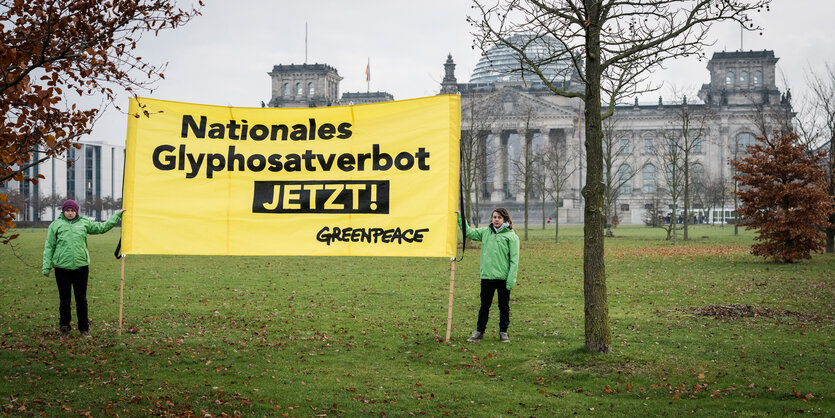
[444,258,456,342]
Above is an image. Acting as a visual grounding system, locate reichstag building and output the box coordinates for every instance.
[266,43,792,226]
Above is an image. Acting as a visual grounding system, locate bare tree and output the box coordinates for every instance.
[511,104,539,240]
[460,91,498,227]
[655,129,684,243]
[666,94,712,240]
[803,64,835,253]
[471,0,770,353]
[543,135,578,243]
[700,174,727,226]
[601,114,637,237]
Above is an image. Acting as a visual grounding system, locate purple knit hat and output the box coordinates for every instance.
[61,199,79,212]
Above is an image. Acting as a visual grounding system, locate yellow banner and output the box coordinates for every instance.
[122,96,460,257]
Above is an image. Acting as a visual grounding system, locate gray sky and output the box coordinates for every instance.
[88,0,834,145]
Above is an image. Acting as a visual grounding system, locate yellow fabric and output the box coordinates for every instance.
[122,96,460,257]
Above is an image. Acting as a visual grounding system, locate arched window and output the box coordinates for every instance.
[693,136,703,154]
[725,71,735,86]
[735,132,756,154]
[308,82,314,96]
[642,164,656,194]
[739,71,749,86]
[296,82,302,96]
[618,164,632,195]
[644,136,655,154]
[283,83,290,97]
[754,71,763,85]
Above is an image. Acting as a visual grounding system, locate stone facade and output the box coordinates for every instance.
[447,50,792,226]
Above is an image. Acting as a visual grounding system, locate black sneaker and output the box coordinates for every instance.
[499,332,510,343]
[60,326,70,339]
[467,331,484,342]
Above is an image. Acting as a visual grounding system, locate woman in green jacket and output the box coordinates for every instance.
[42,200,124,338]
[461,207,520,343]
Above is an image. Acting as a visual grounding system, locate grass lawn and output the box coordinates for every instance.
[1,224,832,416]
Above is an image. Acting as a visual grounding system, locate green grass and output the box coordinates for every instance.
[1,225,832,416]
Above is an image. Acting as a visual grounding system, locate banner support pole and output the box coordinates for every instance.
[445,257,456,342]
[119,255,125,336]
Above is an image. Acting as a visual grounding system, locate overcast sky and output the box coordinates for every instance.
[87,0,835,145]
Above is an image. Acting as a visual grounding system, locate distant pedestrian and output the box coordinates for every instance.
[546,217,551,224]
[42,200,124,339]
[459,207,520,343]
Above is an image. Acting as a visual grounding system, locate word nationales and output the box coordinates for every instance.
[181,115,353,141]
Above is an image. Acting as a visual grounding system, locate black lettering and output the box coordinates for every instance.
[271,124,289,141]
[316,227,331,245]
[357,152,371,170]
[290,124,307,140]
[181,115,206,138]
[284,154,301,171]
[394,151,414,170]
[302,150,316,171]
[250,124,269,141]
[416,148,430,170]
[316,153,335,171]
[227,120,241,140]
[227,146,245,171]
[337,153,355,171]
[268,154,283,172]
[337,122,352,139]
[178,144,186,170]
[206,153,225,179]
[152,145,176,170]
[208,123,225,139]
[318,123,335,139]
[372,144,391,170]
[186,153,205,179]
[308,118,316,140]
[240,119,248,140]
[247,154,266,171]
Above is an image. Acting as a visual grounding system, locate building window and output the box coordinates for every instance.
[725,71,735,86]
[735,132,756,154]
[283,83,290,96]
[308,82,314,96]
[618,137,630,155]
[644,137,654,154]
[693,137,703,154]
[620,204,630,212]
[618,164,632,195]
[642,164,656,194]
[296,82,302,96]
[739,71,748,86]
[754,71,762,85]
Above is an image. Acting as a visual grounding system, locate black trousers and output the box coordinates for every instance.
[55,266,89,332]
[476,279,511,333]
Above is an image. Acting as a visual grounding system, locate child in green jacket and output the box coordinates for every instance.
[460,207,520,343]
[42,200,124,338]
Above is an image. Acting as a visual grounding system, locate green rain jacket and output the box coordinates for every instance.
[459,215,520,290]
[42,212,122,275]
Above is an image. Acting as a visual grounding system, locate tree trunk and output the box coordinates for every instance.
[582,18,611,353]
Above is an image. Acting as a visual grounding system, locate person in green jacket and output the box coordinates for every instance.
[42,200,124,338]
[460,207,520,343]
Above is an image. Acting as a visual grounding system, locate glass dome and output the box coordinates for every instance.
[470,33,574,84]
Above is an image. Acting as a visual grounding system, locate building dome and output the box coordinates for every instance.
[469,34,574,84]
